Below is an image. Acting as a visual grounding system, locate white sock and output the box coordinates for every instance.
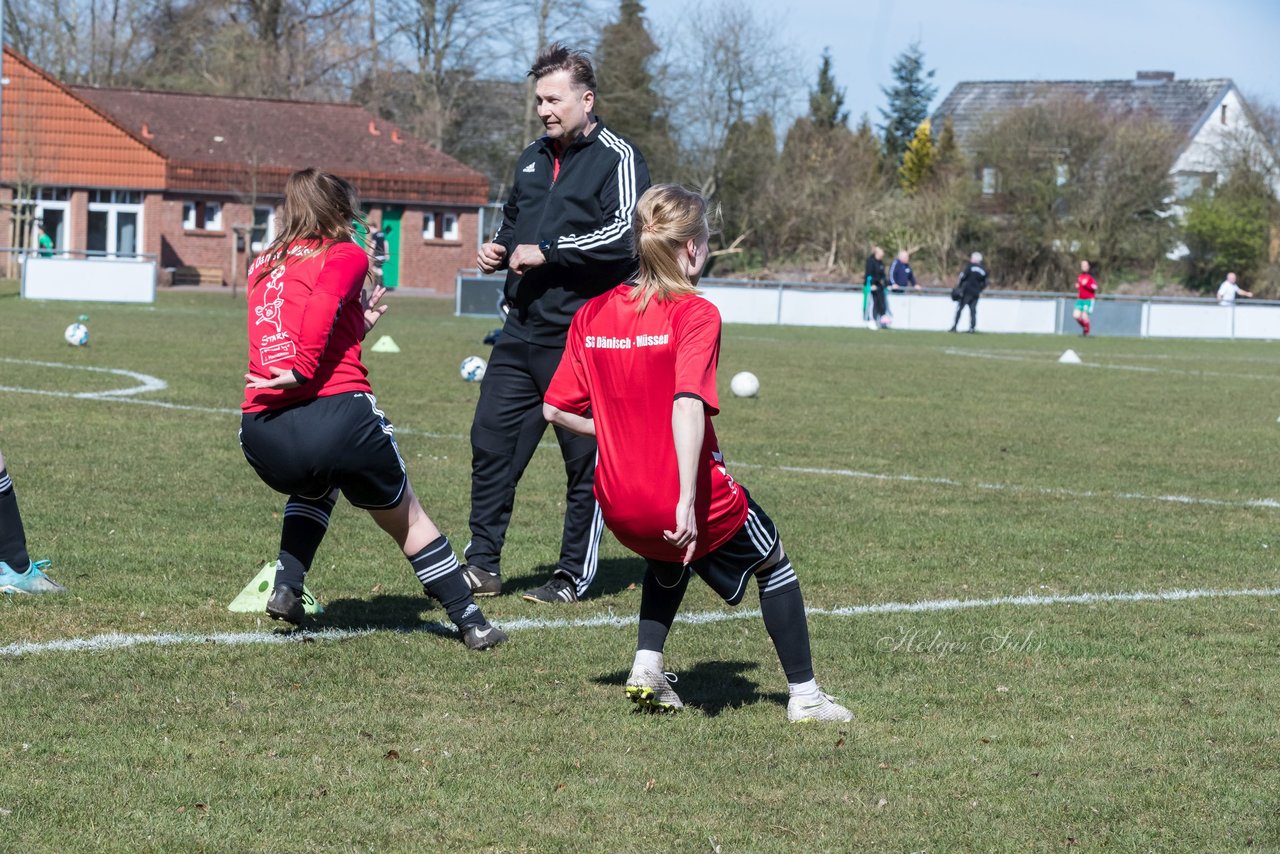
[788,678,820,699]
[633,649,664,673]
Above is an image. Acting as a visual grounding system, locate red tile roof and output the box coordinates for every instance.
[70,86,489,205]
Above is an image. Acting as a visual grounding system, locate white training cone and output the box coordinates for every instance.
[1058,349,1082,364]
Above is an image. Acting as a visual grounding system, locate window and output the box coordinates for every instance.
[1055,163,1069,187]
[18,188,71,255]
[981,167,1000,196]
[88,189,143,258]
[183,200,223,231]
[1221,104,1228,125]
[422,212,436,240]
[1173,171,1216,200]
[442,213,459,241]
[251,206,276,252]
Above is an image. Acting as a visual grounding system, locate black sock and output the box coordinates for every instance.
[637,562,691,652]
[756,556,815,684]
[0,468,31,572]
[274,491,337,592]
[411,535,484,630]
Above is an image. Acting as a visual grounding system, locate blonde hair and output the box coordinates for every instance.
[630,184,709,313]
[253,168,369,290]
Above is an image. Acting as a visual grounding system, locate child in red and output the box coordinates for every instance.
[1074,260,1098,336]
[543,184,850,723]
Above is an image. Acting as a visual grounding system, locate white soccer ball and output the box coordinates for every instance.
[64,322,89,346]
[459,355,487,382]
[730,371,759,398]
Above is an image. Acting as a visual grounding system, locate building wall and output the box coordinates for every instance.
[1173,88,1280,198]
[366,204,479,295]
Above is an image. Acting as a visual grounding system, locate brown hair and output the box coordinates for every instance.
[528,42,597,93]
[630,184,710,313]
[252,168,369,289]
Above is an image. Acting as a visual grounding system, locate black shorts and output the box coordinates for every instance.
[239,392,407,510]
[649,492,782,607]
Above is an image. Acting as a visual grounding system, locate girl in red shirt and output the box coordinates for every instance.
[544,185,850,722]
[239,168,504,650]
[1074,259,1099,336]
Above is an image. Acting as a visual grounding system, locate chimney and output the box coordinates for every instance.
[368,120,382,136]
[1136,70,1175,83]
[391,129,403,144]
[141,122,155,139]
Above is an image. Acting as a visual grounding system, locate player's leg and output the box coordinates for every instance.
[692,493,852,722]
[339,393,505,650]
[949,298,963,332]
[464,335,546,594]
[1081,302,1091,336]
[0,447,65,594]
[966,296,978,332]
[523,340,602,603]
[626,560,691,711]
[265,488,338,620]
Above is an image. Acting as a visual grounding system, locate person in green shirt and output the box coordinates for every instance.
[35,220,54,257]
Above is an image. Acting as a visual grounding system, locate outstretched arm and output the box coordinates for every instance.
[543,402,595,437]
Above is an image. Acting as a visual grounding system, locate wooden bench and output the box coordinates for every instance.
[170,266,224,287]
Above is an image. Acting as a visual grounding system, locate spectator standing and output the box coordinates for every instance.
[1217,272,1253,305]
[949,252,988,333]
[889,250,918,291]
[864,247,887,327]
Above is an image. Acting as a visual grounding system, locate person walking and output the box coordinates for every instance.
[240,168,505,650]
[864,247,887,328]
[1073,259,1098,336]
[949,252,988,333]
[542,184,852,723]
[464,43,650,604]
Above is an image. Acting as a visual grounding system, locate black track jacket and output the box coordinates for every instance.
[493,117,650,347]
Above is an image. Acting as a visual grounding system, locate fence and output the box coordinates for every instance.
[455,273,1280,340]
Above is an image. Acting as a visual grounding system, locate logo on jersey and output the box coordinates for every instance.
[523,162,537,173]
[254,266,287,335]
[584,333,669,350]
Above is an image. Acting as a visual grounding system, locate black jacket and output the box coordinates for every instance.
[957,263,988,298]
[494,118,650,346]
[864,254,886,289]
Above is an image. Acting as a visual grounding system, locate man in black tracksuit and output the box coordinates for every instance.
[950,252,988,333]
[864,247,887,325]
[463,43,650,604]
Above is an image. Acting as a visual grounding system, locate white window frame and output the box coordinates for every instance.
[422,212,436,240]
[442,212,459,241]
[87,189,144,259]
[183,200,225,232]
[251,205,276,253]
[981,167,1000,196]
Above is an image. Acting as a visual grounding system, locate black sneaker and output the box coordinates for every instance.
[522,576,579,604]
[265,583,305,626]
[461,621,508,651]
[460,564,502,597]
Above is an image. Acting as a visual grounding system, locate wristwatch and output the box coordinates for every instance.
[538,239,552,257]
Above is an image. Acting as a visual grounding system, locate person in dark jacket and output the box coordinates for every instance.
[864,247,886,327]
[949,251,988,333]
[465,42,651,604]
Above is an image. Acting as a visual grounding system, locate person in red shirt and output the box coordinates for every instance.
[1074,259,1099,336]
[239,168,504,650]
[543,184,851,723]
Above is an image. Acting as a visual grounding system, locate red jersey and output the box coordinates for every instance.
[545,285,748,563]
[243,240,371,412]
[1077,273,1098,300]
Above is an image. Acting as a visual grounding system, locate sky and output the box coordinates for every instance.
[638,0,1280,122]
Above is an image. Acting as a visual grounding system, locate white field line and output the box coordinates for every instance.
[6,359,1280,508]
[2,585,1276,659]
[943,348,1280,382]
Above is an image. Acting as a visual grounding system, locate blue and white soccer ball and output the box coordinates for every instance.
[459,355,487,382]
[64,322,90,346]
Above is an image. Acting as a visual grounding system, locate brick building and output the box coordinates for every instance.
[1,47,488,293]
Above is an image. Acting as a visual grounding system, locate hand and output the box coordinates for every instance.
[362,284,389,334]
[477,242,507,274]
[245,366,301,390]
[508,244,547,275]
[662,497,698,564]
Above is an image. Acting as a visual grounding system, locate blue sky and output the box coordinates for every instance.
[639,0,1280,121]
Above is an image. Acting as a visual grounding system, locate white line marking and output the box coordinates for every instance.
[2,585,1276,658]
[0,357,168,397]
[944,348,1280,381]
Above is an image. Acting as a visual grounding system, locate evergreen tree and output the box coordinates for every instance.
[808,48,848,130]
[595,0,679,180]
[935,116,960,172]
[898,118,937,193]
[878,41,937,166]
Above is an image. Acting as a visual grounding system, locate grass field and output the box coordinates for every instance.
[1,282,1277,852]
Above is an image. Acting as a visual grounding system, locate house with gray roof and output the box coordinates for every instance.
[934,71,1279,200]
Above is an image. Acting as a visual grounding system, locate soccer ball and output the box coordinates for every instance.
[64,322,89,346]
[730,371,759,398]
[459,355,487,382]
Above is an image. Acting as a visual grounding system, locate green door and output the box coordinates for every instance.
[381,207,403,289]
